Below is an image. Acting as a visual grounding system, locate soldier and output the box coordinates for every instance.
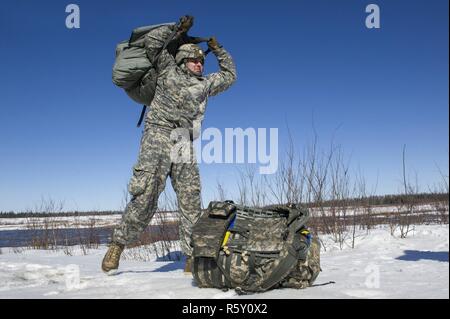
[102,16,237,274]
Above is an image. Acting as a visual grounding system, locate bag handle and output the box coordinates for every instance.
[187,36,212,56]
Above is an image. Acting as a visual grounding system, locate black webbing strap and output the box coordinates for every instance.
[194,257,225,289]
[245,212,306,292]
[311,281,335,287]
[257,243,300,292]
[235,253,242,267]
[217,252,232,287]
[203,258,214,287]
[193,256,204,287]
[248,252,257,277]
[213,250,235,288]
[210,259,223,288]
[137,106,147,127]
[187,36,212,56]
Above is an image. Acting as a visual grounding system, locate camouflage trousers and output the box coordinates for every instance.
[112,125,201,256]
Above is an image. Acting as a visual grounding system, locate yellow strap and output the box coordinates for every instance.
[222,231,231,247]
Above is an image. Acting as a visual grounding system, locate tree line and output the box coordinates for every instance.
[1,192,447,218]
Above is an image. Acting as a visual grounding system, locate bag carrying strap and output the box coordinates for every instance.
[188,36,212,56]
[136,106,147,127]
[254,235,303,292]
[241,208,310,293]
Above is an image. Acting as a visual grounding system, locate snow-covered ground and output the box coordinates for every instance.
[0,224,448,299]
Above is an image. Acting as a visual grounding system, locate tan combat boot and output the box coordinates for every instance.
[101,242,124,274]
[184,256,193,274]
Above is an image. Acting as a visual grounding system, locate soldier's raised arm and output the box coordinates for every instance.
[206,37,237,97]
[144,16,194,72]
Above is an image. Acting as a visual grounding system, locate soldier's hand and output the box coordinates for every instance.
[207,37,222,51]
[178,15,194,34]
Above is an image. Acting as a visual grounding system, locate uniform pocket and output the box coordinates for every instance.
[128,165,149,196]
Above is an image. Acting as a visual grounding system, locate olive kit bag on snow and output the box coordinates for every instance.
[191,201,321,294]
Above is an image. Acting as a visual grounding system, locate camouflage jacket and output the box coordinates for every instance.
[144,25,237,138]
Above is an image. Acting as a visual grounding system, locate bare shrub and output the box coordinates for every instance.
[429,166,449,224]
[216,180,227,202]
[63,245,74,256]
[237,165,269,207]
[298,131,357,249]
[265,131,306,205]
[122,244,155,262]
[212,133,447,249]
[12,247,24,254]
[25,197,64,250]
[434,199,449,225]
[22,197,101,255]
[124,190,182,262]
[234,130,357,250]
[395,146,418,238]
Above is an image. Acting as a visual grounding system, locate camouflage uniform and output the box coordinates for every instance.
[112,25,237,256]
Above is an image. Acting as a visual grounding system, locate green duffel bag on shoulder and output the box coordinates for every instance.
[112,21,210,127]
[112,22,177,105]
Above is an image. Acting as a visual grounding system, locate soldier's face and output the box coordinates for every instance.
[185,58,204,75]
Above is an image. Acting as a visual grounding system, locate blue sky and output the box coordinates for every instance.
[0,0,448,212]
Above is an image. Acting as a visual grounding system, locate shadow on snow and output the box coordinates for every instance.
[396,250,449,263]
[152,251,185,272]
